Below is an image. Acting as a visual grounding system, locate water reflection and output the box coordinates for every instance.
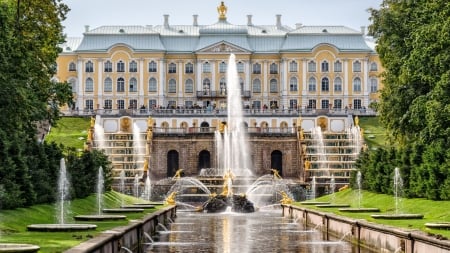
[146,209,375,253]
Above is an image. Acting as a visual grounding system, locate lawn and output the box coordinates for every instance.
[296,189,450,239]
[0,191,165,253]
[358,116,390,149]
[45,117,90,150]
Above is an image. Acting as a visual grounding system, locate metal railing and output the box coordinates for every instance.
[152,127,297,135]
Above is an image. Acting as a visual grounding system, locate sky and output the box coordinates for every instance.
[62,0,383,37]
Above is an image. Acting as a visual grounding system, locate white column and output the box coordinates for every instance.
[263,61,268,104]
[139,58,145,106]
[159,59,165,106]
[97,60,103,109]
[281,58,288,108]
[178,60,183,104]
[245,60,250,91]
[196,60,202,92]
[77,59,84,110]
[302,59,307,107]
[344,59,349,106]
[211,61,216,92]
[363,57,369,107]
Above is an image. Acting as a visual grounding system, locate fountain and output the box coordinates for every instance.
[27,158,97,231]
[371,167,423,219]
[339,171,379,213]
[74,167,126,221]
[300,176,330,205]
[316,175,350,208]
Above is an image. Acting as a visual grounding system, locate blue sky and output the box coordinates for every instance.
[62,0,382,37]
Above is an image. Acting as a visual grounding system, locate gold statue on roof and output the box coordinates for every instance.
[217,1,227,20]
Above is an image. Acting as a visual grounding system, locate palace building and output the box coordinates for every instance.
[55,2,382,191]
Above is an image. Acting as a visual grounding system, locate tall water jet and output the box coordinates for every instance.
[97,167,104,215]
[310,127,328,177]
[357,171,362,208]
[119,170,126,206]
[143,176,151,201]
[329,175,336,203]
[394,167,403,215]
[57,158,70,224]
[134,174,140,198]
[94,116,106,151]
[133,122,145,177]
[310,176,316,200]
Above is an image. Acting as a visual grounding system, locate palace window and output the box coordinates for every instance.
[69,62,76,71]
[289,77,298,91]
[270,63,278,74]
[129,60,138,72]
[185,63,194,73]
[289,99,298,109]
[202,78,210,95]
[289,61,298,72]
[334,77,342,92]
[308,61,316,72]
[104,61,112,72]
[370,62,378,71]
[149,99,157,109]
[353,77,362,92]
[252,100,261,109]
[68,78,77,93]
[129,99,137,109]
[85,99,93,110]
[321,100,329,109]
[185,101,193,108]
[168,63,177,73]
[353,99,362,109]
[168,79,176,93]
[308,77,316,92]
[252,63,261,74]
[353,60,361,72]
[219,78,227,95]
[85,78,94,92]
[117,60,125,72]
[104,99,112,110]
[117,77,125,92]
[104,77,112,92]
[148,78,157,92]
[334,99,342,110]
[85,61,93,72]
[117,100,125,110]
[321,77,329,92]
[252,79,261,93]
[202,62,211,73]
[219,62,227,73]
[334,60,342,72]
[237,61,244,73]
[185,79,194,93]
[129,78,137,92]
[269,79,278,93]
[308,99,316,109]
[370,78,378,93]
[148,61,157,72]
[321,61,329,72]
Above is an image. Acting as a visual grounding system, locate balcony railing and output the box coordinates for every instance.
[152,127,297,135]
[196,90,251,98]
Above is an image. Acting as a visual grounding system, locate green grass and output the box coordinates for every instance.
[359,116,389,148]
[296,189,450,238]
[45,117,90,150]
[0,191,165,253]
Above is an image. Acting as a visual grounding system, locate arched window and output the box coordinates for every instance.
[353,61,361,72]
[68,78,77,93]
[321,61,329,72]
[370,62,378,71]
[167,150,179,178]
[289,77,298,91]
[117,60,125,72]
[104,77,112,92]
[308,61,316,72]
[353,77,362,92]
[219,62,227,73]
[117,77,125,92]
[237,61,244,73]
[271,150,283,175]
[148,78,157,92]
[270,63,278,74]
[129,60,137,72]
[219,78,226,95]
[168,63,176,73]
[104,60,112,72]
[334,60,342,72]
[185,63,194,73]
[202,78,210,95]
[148,61,157,72]
[370,78,378,93]
[168,79,176,93]
[252,63,261,74]
[198,150,211,171]
[129,77,137,92]
[202,62,211,73]
[85,61,93,72]
[269,79,278,93]
[308,77,316,91]
[321,77,329,92]
[289,61,297,72]
[334,77,342,92]
[185,79,193,93]
[252,79,261,93]
[85,78,93,92]
[69,62,76,71]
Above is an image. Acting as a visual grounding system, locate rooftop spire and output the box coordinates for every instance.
[217,1,227,20]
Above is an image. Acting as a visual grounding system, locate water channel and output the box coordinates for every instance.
[145,208,376,253]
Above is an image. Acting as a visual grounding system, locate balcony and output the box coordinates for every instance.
[196,90,251,98]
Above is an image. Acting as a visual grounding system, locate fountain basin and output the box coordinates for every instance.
[300,201,330,205]
[122,205,155,209]
[0,244,40,253]
[371,214,424,219]
[27,224,97,232]
[102,208,144,213]
[425,222,450,229]
[339,208,380,213]
[316,204,350,208]
[74,214,127,221]
[134,202,164,206]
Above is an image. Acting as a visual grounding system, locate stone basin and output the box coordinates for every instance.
[102,208,144,213]
[74,214,127,221]
[27,224,97,232]
[371,213,424,219]
[339,208,380,213]
[425,222,450,229]
[316,204,351,208]
[0,244,40,253]
[122,205,155,209]
[299,201,330,205]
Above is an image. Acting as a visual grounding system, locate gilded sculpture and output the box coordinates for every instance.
[217,1,227,19]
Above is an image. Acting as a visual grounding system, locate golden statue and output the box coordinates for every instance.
[280,191,293,205]
[219,121,226,133]
[172,169,183,180]
[354,116,359,126]
[90,116,95,128]
[165,191,177,205]
[217,1,227,20]
[146,128,153,141]
[87,128,93,142]
[360,128,364,138]
[221,169,235,196]
[302,144,307,154]
[120,117,131,132]
[362,144,369,152]
[299,128,305,140]
[271,169,282,180]
[143,158,149,172]
[304,160,311,170]
[147,116,154,128]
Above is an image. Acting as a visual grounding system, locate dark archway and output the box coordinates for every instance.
[198,150,211,172]
[271,150,283,176]
[167,150,179,177]
[200,121,209,132]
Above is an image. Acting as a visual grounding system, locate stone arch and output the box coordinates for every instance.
[271,150,283,176]
[260,121,269,132]
[198,150,211,172]
[180,121,188,129]
[167,150,179,178]
[200,121,209,132]
[280,121,288,133]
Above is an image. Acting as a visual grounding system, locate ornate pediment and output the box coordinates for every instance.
[198,42,249,54]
